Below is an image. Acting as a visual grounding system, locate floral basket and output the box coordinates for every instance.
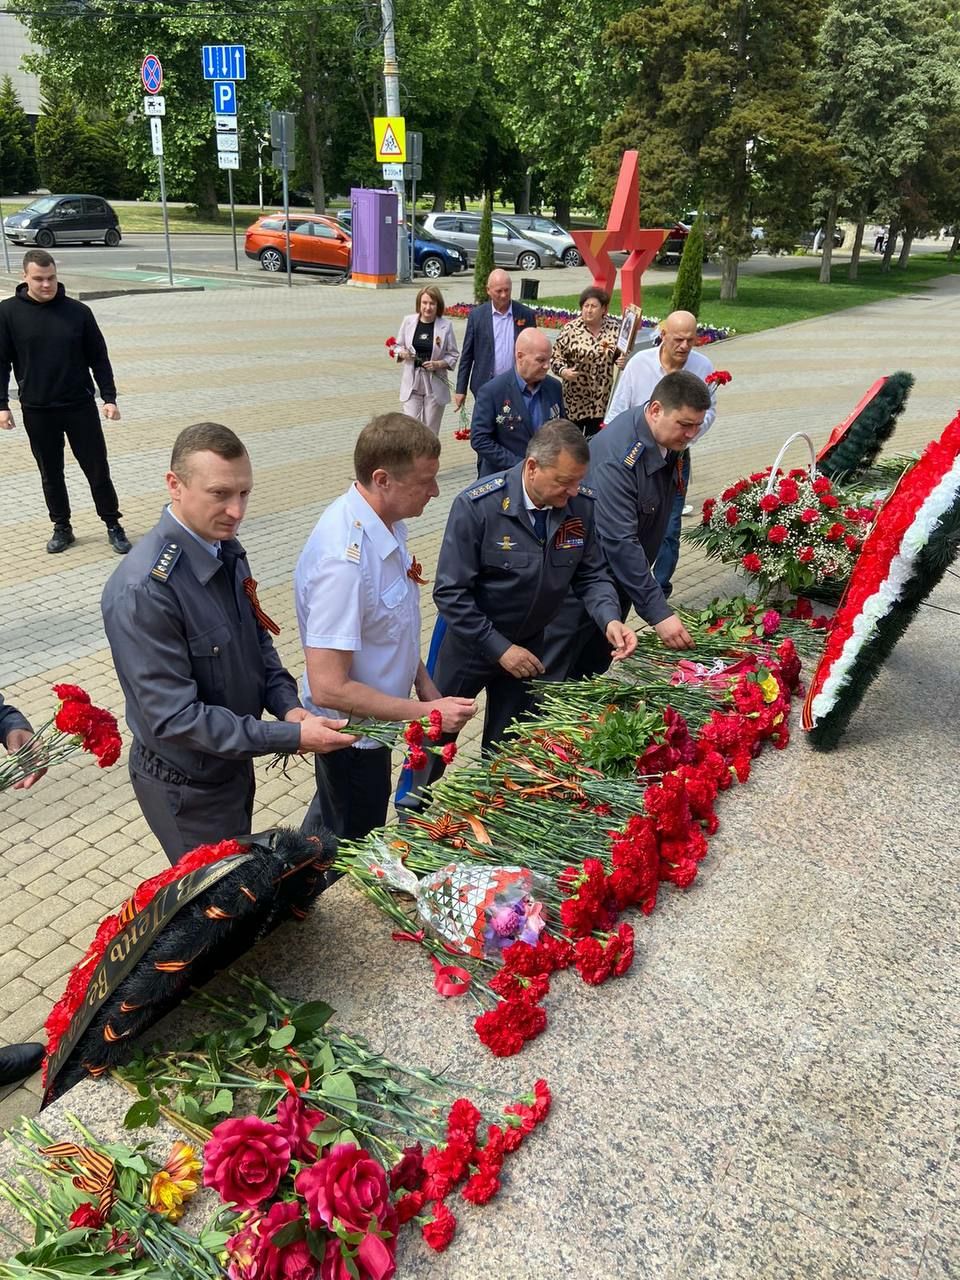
[684,432,878,599]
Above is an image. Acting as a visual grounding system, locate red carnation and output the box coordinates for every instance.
[798,545,815,563]
[427,709,444,742]
[702,498,716,522]
[404,720,424,746]
[741,553,762,573]
[461,1169,500,1204]
[758,494,780,513]
[825,522,845,542]
[395,1189,425,1223]
[422,1201,457,1252]
[52,683,90,704]
[812,476,832,495]
[800,506,819,524]
[724,505,740,525]
[820,493,840,509]
[777,478,800,504]
[844,534,859,552]
[766,524,788,544]
[440,742,457,764]
[446,1098,482,1144]
[404,746,428,771]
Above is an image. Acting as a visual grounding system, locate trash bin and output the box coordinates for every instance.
[520,277,539,301]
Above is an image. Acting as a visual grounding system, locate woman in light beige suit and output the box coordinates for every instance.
[394,285,459,435]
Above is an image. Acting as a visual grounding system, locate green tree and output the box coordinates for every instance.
[671,215,704,314]
[593,0,833,299]
[0,76,36,193]
[474,191,494,301]
[814,0,960,282]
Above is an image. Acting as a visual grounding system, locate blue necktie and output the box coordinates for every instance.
[532,508,548,545]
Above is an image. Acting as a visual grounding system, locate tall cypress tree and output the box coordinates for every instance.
[671,215,705,315]
[473,190,495,302]
[0,76,37,194]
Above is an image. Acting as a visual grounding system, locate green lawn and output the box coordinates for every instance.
[539,254,960,335]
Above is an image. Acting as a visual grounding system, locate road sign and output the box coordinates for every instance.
[212,80,236,115]
[407,131,422,164]
[217,133,239,153]
[143,95,165,117]
[202,44,246,81]
[150,116,163,156]
[382,162,403,180]
[374,116,405,163]
[272,149,295,170]
[141,53,163,94]
[403,163,423,181]
[214,114,237,132]
[218,153,240,170]
[269,110,296,150]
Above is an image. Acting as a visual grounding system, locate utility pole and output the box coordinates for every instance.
[380,0,409,281]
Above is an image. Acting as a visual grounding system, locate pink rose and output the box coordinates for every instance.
[204,1116,291,1210]
[321,1233,397,1280]
[275,1092,327,1163]
[295,1144,393,1235]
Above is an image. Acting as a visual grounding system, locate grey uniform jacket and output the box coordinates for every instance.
[433,461,622,663]
[101,508,301,784]
[0,692,30,748]
[587,406,677,626]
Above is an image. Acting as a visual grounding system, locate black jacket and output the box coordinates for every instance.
[0,282,117,410]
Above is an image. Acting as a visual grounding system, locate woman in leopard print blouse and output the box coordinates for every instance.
[550,286,625,438]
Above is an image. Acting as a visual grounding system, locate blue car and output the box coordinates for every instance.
[336,210,466,277]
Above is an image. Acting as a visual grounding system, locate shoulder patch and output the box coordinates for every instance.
[466,476,507,500]
[344,520,364,565]
[149,541,182,583]
[621,441,644,469]
[577,484,595,498]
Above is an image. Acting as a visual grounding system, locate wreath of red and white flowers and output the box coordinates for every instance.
[803,412,960,731]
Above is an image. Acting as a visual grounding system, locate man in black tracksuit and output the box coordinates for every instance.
[0,249,130,555]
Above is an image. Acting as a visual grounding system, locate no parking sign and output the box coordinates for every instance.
[141,53,163,94]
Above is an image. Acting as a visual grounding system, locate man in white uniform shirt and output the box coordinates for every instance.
[606,310,717,598]
[295,413,475,843]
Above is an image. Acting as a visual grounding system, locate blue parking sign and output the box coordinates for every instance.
[213,80,237,115]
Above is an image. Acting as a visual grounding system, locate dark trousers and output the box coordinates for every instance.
[541,586,629,683]
[129,744,255,866]
[301,746,392,846]
[22,400,121,526]
[653,451,690,598]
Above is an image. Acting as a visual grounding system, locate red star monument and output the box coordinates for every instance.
[570,150,667,314]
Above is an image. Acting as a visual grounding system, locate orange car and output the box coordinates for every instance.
[244,212,351,273]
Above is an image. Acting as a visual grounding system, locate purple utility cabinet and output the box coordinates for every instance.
[350,188,399,281]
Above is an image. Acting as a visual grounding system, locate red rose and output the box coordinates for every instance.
[724,505,740,525]
[275,1091,326,1163]
[798,545,814,563]
[228,1200,318,1280]
[296,1143,392,1235]
[758,494,780,513]
[741,553,762,573]
[766,524,788,544]
[203,1116,291,1210]
[388,1142,424,1192]
[422,1201,457,1252]
[799,507,819,524]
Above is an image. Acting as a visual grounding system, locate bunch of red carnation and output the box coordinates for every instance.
[573,923,634,984]
[473,932,572,1056]
[557,857,618,938]
[385,336,398,359]
[398,1080,551,1252]
[402,711,456,770]
[52,684,123,768]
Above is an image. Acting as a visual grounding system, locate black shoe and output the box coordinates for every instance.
[106,523,131,555]
[46,524,75,554]
[0,1042,43,1087]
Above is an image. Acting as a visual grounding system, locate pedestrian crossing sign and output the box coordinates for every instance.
[374,116,406,163]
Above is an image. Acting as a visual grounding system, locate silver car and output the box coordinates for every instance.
[499,214,581,267]
[421,212,558,269]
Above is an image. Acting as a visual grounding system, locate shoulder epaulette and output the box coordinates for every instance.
[577,484,595,498]
[343,519,364,565]
[148,541,182,583]
[621,440,644,469]
[466,476,507,500]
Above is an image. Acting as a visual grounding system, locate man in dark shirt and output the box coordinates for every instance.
[0,249,130,556]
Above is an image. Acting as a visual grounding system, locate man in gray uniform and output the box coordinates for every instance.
[432,419,636,753]
[541,370,708,682]
[101,422,354,864]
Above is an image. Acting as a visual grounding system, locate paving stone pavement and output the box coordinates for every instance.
[0,263,957,1273]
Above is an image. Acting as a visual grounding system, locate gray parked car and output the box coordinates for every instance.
[4,194,122,247]
[421,212,559,269]
[499,214,581,267]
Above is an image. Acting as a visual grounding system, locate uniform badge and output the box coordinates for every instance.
[345,540,361,564]
[501,496,510,512]
[621,442,643,470]
[149,541,181,583]
[554,518,586,550]
[467,476,506,501]
[498,535,516,552]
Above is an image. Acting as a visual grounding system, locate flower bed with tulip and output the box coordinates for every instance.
[684,467,878,597]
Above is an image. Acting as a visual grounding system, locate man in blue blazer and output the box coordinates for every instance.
[470,328,566,476]
[453,269,538,409]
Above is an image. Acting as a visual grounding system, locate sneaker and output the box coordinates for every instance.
[106,523,132,555]
[46,524,75,554]
[681,503,694,517]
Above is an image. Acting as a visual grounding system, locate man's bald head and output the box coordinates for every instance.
[659,310,698,372]
[486,269,513,312]
[515,327,552,386]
